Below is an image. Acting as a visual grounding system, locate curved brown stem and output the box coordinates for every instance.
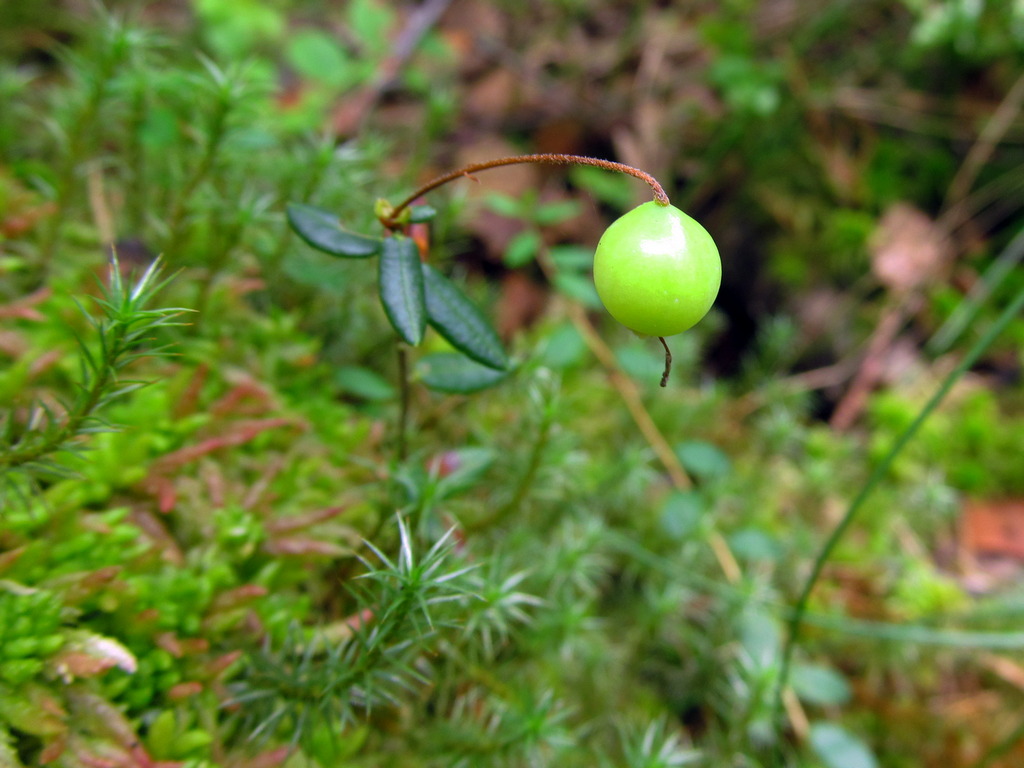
[658,336,672,387]
[383,153,670,227]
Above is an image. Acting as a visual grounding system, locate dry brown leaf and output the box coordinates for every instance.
[464,68,520,123]
[496,271,547,338]
[871,203,950,294]
[962,498,1024,559]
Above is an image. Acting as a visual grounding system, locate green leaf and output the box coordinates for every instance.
[287,203,381,258]
[286,31,355,89]
[569,165,635,209]
[791,663,852,707]
[0,726,21,768]
[147,710,177,759]
[416,352,509,394]
[504,230,541,268]
[379,237,426,345]
[615,342,663,381]
[409,205,437,223]
[434,447,498,499]
[727,527,782,562]
[335,366,396,401]
[552,272,602,309]
[347,0,394,58]
[175,729,214,756]
[484,192,524,219]
[0,684,65,737]
[534,199,581,226]
[809,723,878,768]
[739,606,781,669]
[421,264,508,370]
[659,491,704,540]
[282,250,350,295]
[549,244,594,271]
[674,440,732,481]
[537,323,587,369]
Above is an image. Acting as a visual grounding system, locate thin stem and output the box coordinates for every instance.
[396,345,411,462]
[658,337,672,387]
[384,154,670,226]
[40,51,119,267]
[125,80,148,235]
[192,211,245,326]
[974,718,1024,768]
[164,96,231,260]
[772,281,1024,746]
[468,400,554,532]
[0,258,180,474]
[0,345,112,472]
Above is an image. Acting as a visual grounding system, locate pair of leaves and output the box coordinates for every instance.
[288,203,508,373]
[381,242,508,371]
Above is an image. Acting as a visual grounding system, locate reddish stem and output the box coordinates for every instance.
[383,153,670,227]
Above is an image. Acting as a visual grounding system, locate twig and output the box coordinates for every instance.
[829,300,919,431]
[829,86,1024,142]
[532,247,741,582]
[333,0,455,135]
[566,302,688,486]
[87,164,115,246]
[547,281,742,584]
[944,71,1024,211]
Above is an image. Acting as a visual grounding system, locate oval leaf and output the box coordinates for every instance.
[504,229,541,268]
[552,272,602,309]
[791,663,852,707]
[433,447,498,499]
[335,366,396,401]
[416,352,509,394]
[809,723,879,768]
[379,236,426,345]
[287,203,381,258]
[421,264,508,370]
[409,205,438,223]
[674,440,732,481]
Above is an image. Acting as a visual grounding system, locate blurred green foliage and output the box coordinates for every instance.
[0,2,1022,767]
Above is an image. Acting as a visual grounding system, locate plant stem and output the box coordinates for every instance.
[1,259,173,473]
[467,398,554,532]
[383,154,670,226]
[0,347,112,473]
[39,53,119,267]
[772,281,1024,747]
[125,81,149,236]
[396,345,411,462]
[164,96,231,261]
[658,336,672,387]
[193,214,245,325]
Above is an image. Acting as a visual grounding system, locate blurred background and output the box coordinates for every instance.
[7,0,1022,398]
[1,1,1024,767]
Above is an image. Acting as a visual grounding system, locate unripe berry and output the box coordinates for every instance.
[594,201,721,337]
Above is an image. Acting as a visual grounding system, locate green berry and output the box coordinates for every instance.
[593,201,721,337]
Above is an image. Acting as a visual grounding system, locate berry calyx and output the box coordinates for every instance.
[593,201,721,338]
